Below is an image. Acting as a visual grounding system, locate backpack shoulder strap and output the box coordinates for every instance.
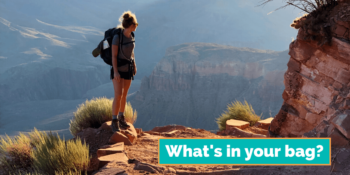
[119,29,126,59]
[113,28,122,35]
[104,28,117,39]
[119,29,123,46]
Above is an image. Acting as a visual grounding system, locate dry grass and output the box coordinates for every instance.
[11,169,83,175]
[0,128,89,175]
[10,170,44,175]
[69,97,138,136]
[32,132,89,175]
[0,133,33,173]
[216,100,261,131]
[124,101,138,124]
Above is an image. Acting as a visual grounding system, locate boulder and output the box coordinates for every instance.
[120,129,137,143]
[103,121,138,143]
[151,124,187,133]
[254,117,274,129]
[226,119,250,130]
[108,132,132,145]
[164,130,180,137]
[225,126,266,138]
[99,122,113,132]
[97,142,124,158]
[244,126,268,135]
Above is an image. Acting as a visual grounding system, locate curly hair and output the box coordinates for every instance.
[117,11,137,29]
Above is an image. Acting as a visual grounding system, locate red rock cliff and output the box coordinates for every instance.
[269,1,350,147]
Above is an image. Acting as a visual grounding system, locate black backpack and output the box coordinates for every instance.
[97,27,135,66]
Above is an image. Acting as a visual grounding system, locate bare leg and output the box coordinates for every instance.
[119,79,132,113]
[112,77,124,116]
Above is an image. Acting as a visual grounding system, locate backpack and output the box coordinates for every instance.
[97,27,135,66]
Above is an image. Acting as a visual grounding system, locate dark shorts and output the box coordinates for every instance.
[110,67,133,80]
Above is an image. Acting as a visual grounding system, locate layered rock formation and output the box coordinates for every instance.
[130,43,289,131]
[269,2,350,147]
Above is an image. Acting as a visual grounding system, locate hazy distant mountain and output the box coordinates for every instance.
[0,0,300,138]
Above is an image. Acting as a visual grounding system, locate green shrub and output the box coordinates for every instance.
[0,128,89,175]
[69,97,138,136]
[216,100,261,131]
[32,132,89,175]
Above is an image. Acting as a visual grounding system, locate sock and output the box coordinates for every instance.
[117,112,124,120]
[112,115,118,120]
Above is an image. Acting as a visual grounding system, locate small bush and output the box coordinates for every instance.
[216,100,261,131]
[0,133,33,173]
[69,97,112,136]
[69,97,138,136]
[0,128,89,175]
[32,132,89,175]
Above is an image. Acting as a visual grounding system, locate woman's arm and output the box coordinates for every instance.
[132,52,136,75]
[132,52,135,65]
[112,45,118,71]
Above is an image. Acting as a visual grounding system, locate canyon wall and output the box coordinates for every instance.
[269,2,350,147]
[130,43,289,131]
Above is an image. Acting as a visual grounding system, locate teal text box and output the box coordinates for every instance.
[158,138,330,165]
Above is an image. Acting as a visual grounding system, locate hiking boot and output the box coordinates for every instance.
[118,115,130,129]
[111,119,120,132]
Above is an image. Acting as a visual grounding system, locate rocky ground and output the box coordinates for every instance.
[100,129,240,175]
[72,118,349,175]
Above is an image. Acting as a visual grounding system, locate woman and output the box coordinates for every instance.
[111,11,138,132]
